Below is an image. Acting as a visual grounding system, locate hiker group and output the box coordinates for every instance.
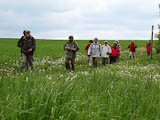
[17,31,152,72]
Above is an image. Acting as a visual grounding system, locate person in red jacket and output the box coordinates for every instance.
[84,40,93,65]
[146,40,152,56]
[110,42,120,64]
[128,40,137,59]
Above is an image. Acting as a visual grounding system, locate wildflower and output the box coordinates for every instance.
[26,77,29,83]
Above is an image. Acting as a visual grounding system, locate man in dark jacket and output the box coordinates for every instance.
[17,30,36,71]
[64,36,79,71]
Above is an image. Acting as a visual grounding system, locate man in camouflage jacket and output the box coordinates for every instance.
[64,36,79,71]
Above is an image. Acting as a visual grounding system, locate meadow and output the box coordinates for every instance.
[0,38,160,120]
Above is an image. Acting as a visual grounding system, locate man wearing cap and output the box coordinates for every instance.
[101,41,112,65]
[17,30,36,71]
[88,38,101,68]
[64,36,79,71]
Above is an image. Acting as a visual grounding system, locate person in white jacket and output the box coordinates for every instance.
[101,41,112,65]
[88,38,101,68]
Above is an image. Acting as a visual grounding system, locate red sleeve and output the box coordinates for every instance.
[128,45,130,48]
[84,47,88,51]
[85,44,90,51]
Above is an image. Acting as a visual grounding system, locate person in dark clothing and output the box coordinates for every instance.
[17,30,36,71]
[64,36,79,71]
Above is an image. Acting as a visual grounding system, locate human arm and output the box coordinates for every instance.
[28,37,36,52]
[17,37,23,48]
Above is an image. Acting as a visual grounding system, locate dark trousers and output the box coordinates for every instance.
[22,53,34,71]
[102,58,108,66]
[92,57,98,68]
[110,56,117,64]
[65,57,75,71]
[147,52,151,56]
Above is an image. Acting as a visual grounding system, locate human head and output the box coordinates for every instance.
[89,40,93,44]
[94,38,98,43]
[25,30,31,36]
[149,40,152,44]
[115,40,119,44]
[104,40,108,45]
[69,35,74,42]
[131,40,134,43]
[113,41,117,46]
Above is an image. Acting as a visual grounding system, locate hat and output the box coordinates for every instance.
[94,37,98,40]
[69,35,74,39]
[104,40,108,43]
[25,30,30,33]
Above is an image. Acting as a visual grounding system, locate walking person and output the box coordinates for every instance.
[128,40,137,59]
[110,42,120,64]
[146,40,152,56]
[84,40,93,65]
[88,38,101,68]
[64,36,79,71]
[17,30,36,71]
[101,41,112,66]
[115,40,120,59]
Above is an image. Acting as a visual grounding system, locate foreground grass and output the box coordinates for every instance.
[0,38,160,120]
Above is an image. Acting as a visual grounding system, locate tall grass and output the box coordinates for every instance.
[0,38,160,120]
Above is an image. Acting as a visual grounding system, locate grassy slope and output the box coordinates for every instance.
[0,38,160,120]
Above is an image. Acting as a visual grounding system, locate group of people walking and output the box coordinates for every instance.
[85,38,120,67]
[17,30,152,72]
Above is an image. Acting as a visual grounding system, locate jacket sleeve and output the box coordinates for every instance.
[31,37,36,50]
[117,47,120,54]
[84,44,89,51]
[99,44,102,55]
[17,37,23,48]
[88,44,92,55]
[108,46,112,54]
[75,42,80,52]
[64,42,67,50]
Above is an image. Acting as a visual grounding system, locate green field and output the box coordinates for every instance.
[0,38,160,120]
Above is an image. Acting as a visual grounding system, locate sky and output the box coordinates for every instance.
[0,0,159,40]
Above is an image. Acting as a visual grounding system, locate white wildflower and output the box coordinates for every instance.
[26,77,29,83]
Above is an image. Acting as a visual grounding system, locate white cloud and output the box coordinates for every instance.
[0,0,159,39]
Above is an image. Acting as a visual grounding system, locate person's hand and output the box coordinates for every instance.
[71,48,76,51]
[65,47,70,50]
[28,48,32,52]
